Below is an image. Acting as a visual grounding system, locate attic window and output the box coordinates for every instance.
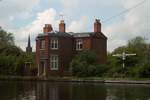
[76,39,83,51]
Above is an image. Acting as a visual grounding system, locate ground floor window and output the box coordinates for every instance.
[50,55,59,70]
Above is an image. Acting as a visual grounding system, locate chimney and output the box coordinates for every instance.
[59,20,65,33]
[43,24,53,33]
[94,19,101,33]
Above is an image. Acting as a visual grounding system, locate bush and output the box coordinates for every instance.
[107,36,150,78]
[70,50,107,77]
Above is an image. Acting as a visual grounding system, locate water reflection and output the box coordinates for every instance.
[36,82,59,100]
[106,84,150,100]
[0,81,150,100]
[36,82,106,100]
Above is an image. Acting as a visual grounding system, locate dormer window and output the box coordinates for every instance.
[50,38,58,49]
[76,39,83,50]
[40,40,45,49]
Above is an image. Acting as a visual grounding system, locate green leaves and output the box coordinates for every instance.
[70,50,107,77]
[0,28,36,76]
[0,29,14,46]
[108,36,150,78]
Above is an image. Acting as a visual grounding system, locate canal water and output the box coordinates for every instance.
[0,81,150,100]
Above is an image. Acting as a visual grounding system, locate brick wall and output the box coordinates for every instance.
[47,36,73,76]
[91,34,107,64]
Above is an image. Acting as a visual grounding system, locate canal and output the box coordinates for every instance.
[0,81,150,100]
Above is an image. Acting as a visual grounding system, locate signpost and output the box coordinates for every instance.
[113,52,136,76]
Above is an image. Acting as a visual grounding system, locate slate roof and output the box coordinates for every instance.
[37,31,72,38]
[71,32,107,39]
[37,31,107,39]
[71,32,91,37]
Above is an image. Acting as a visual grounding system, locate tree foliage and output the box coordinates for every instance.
[108,36,150,78]
[0,28,36,76]
[70,50,107,77]
[70,36,150,78]
[0,28,14,46]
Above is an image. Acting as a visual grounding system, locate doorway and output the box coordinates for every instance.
[40,60,46,75]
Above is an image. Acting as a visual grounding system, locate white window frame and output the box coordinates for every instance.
[40,40,45,49]
[76,39,83,50]
[50,55,59,70]
[50,38,58,50]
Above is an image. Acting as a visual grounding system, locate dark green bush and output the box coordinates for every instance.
[70,50,108,77]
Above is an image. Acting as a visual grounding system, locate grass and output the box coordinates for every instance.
[0,75,150,82]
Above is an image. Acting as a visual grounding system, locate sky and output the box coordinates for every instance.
[0,0,150,52]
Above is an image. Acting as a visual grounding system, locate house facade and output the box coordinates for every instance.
[36,19,107,77]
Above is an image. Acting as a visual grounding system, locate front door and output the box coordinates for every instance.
[40,60,46,76]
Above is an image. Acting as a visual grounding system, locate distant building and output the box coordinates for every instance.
[36,19,107,77]
[26,35,32,53]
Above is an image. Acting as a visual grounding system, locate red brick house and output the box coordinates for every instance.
[36,19,107,77]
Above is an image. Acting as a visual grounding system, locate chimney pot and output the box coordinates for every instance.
[94,19,101,33]
[59,20,65,33]
[43,24,53,33]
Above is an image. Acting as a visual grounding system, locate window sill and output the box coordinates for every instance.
[76,49,83,51]
[50,68,58,70]
[51,48,59,50]
[40,49,45,50]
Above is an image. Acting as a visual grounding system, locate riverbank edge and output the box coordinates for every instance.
[0,76,150,84]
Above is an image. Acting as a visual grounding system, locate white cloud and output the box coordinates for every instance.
[0,0,40,28]
[13,8,57,51]
[1,0,150,53]
[67,16,88,32]
[60,0,78,14]
[60,0,122,18]
[13,8,89,51]
[104,0,150,52]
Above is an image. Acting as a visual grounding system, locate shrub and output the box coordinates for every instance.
[70,50,107,77]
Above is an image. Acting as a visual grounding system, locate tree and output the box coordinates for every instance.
[15,52,36,76]
[0,28,37,76]
[0,28,15,54]
[108,36,150,78]
[0,28,14,46]
[70,50,107,77]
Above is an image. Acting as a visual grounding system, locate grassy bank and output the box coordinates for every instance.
[0,76,150,84]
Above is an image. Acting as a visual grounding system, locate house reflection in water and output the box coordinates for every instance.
[1,81,150,100]
[36,82,72,100]
[35,82,107,100]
